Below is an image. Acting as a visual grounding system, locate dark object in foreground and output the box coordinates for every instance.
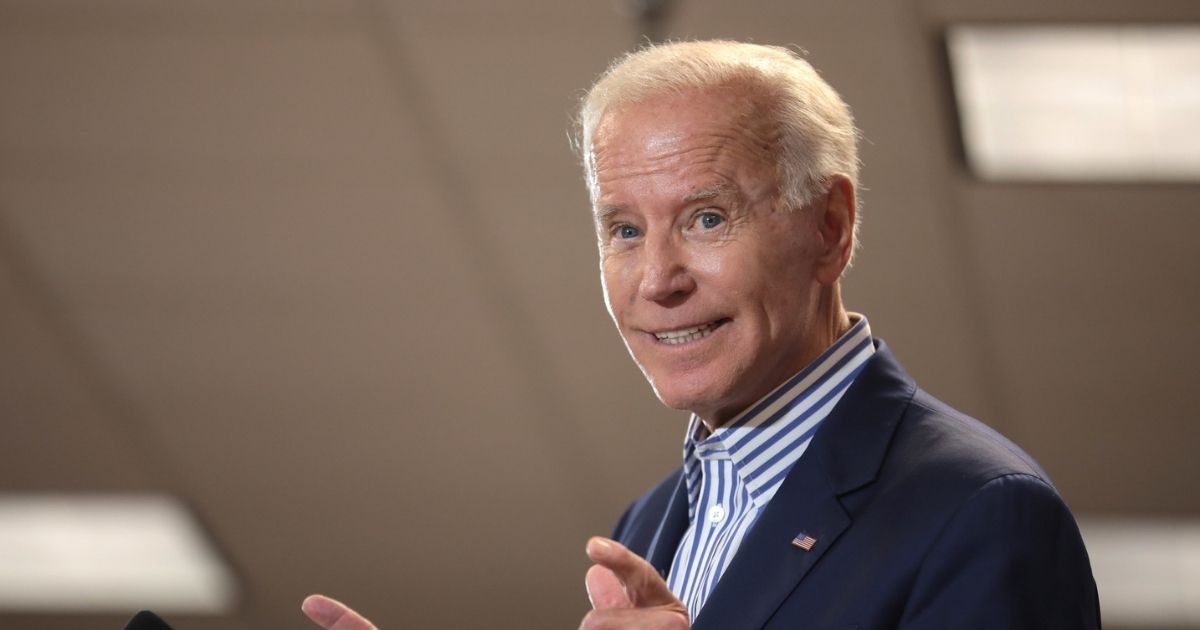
[124,610,174,630]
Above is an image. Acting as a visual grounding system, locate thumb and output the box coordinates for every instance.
[302,594,378,630]
[585,537,679,608]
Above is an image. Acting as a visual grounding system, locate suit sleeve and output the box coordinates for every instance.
[900,473,1102,629]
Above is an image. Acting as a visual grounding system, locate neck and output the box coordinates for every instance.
[822,284,852,349]
[792,283,852,384]
[699,284,850,431]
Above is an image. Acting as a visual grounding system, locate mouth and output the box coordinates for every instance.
[650,318,731,346]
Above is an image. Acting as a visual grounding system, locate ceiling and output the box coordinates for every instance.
[1,0,1197,628]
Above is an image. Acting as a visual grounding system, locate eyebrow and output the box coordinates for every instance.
[683,184,731,204]
[594,184,735,222]
[595,204,626,222]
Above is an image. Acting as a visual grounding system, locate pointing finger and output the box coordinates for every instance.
[585,537,680,608]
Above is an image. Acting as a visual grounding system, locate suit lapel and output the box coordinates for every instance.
[692,457,851,630]
[692,343,915,630]
[646,472,690,577]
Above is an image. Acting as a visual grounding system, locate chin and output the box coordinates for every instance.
[647,372,724,416]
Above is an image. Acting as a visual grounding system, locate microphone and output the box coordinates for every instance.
[123,610,175,630]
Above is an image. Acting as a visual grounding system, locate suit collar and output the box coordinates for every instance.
[811,340,915,495]
[692,341,915,630]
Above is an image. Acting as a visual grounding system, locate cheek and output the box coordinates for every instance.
[600,259,630,318]
[688,241,745,285]
[603,255,640,299]
[690,243,768,303]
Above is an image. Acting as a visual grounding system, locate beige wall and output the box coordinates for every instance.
[1,1,1197,628]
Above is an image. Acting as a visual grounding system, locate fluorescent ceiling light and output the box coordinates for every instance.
[947,25,1200,181]
[0,494,237,613]
[1078,516,1200,627]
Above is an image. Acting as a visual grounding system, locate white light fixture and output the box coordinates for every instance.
[947,25,1200,181]
[0,494,237,613]
[1078,516,1200,627]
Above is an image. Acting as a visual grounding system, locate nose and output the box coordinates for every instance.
[639,233,696,303]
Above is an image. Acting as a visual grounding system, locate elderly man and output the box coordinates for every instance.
[573,41,1100,629]
[302,40,1100,630]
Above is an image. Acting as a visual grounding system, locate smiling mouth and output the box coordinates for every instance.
[652,319,730,345]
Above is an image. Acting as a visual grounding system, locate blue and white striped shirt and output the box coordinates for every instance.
[666,316,875,620]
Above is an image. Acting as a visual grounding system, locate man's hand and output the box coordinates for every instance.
[302,594,378,630]
[580,537,689,630]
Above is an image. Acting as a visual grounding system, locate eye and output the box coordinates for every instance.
[697,212,724,229]
[615,224,641,239]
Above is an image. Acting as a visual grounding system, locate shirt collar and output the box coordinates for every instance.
[682,314,875,508]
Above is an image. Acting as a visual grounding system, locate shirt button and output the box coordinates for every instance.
[708,504,726,524]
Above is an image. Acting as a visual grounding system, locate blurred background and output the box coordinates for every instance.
[1,0,1198,628]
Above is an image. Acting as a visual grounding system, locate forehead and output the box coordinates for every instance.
[591,87,780,200]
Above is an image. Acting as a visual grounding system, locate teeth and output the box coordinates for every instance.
[654,321,720,345]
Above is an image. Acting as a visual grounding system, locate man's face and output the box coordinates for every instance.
[591,87,833,427]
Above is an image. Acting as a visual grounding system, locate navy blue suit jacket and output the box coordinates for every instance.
[612,343,1101,629]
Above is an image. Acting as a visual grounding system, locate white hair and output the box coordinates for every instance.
[577,40,860,216]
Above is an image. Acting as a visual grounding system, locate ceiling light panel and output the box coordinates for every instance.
[1079,516,1200,627]
[948,25,1200,181]
[0,494,236,613]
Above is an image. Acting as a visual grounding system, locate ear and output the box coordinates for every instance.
[813,174,856,286]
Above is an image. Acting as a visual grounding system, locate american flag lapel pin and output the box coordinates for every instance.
[791,531,817,551]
